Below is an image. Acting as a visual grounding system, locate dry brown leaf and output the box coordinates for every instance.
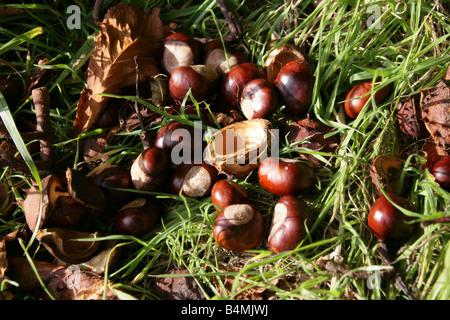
[72,3,164,137]
[7,256,118,300]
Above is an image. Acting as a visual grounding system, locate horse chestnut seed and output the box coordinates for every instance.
[240,78,278,119]
[221,62,266,107]
[368,192,417,241]
[431,155,450,190]
[213,203,265,251]
[161,32,198,75]
[211,180,248,211]
[268,195,313,254]
[203,39,244,75]
[169,65,218,102]
[258,157,316,196]
[169,162,218,199]
[130,147,170,192]
[115,198,160,237]
[273,60,315,116]
[344,81,392,119]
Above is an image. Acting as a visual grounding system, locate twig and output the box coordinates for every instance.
[215,0,250,54]
[133,56,151,149]
[32,87,54,167]
[93,0,104,23]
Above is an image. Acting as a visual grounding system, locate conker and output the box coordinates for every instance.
[203,39,245,75]
[211,180,248,211]
[48,196,88,228]
[92,165,134,208]
[258,157,316,196]
[213,204,265,251]
[273,60,315,116]
[115,198,160,237]
[268,195,313,254]
[169,65,218,102]
[240,78,278,120]
[431,155,450,190]
[169,162,218,199]
[344,81,392,118]
[368,192,416,241]
[130,146,171,192]
[221,62,266,107]
[161,32,199,75]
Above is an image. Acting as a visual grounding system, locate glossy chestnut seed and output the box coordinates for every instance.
[48,196,88,228]
[203,39,245,75]
[258,157,316,196]
[368,192,416,241]
[268,195,313,254]
[161,32,199,75]
[130,146,171,192]
[240,79,278,120]
[155,121,195,152]
[213,204,265,251]
[92,165,134,208]
[115,198,160,237]
[344,81,392,119]
[211,180,248,211]
[273,60,315,116]
[169,162,218,199]
[221,62,266,107]
[431,155,450,190]
[169,65,218,102]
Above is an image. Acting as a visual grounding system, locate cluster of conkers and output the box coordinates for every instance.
[210,156,316,253]
[160,33,315,119]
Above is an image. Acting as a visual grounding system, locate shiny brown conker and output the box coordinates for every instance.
[258,157,316,196]
[344,81,392,118]
[368,192,417,241]
[221,62,266,107]
[169,162,218,199]
[169,65,218,102]
[115,198,160,237]
[273,60,315,116]
[203,39,246,75]
[211,180,248,212]
[130,147,171,192]
[92,165,134,209]
[268,195,313,254]
[240,78,278,120]
[161,32,199,75]
[213,203,265,251]
[431,155,450,190]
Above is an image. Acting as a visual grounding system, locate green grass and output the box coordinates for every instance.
[0,0,449,300]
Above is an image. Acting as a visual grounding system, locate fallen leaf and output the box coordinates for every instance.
[7,256,119,300]
[153,268,205,300]
[72,3,164,137]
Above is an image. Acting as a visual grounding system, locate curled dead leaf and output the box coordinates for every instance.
[72,3,164,137]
